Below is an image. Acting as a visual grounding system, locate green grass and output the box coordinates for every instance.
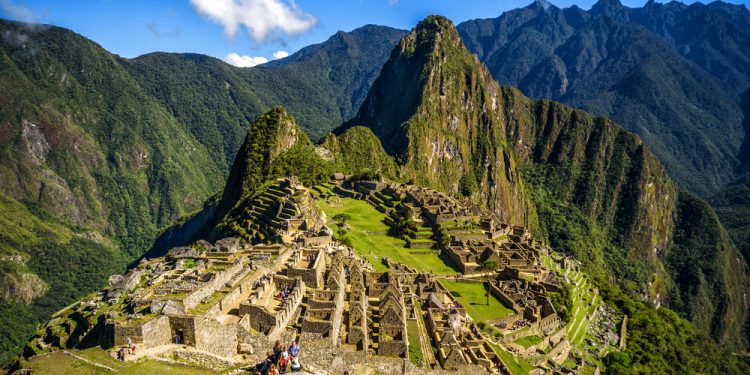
[188,290,228,315]
[441,281,515,321]
[513,335,543,348]
[487,341,535,375]
[318,197,457,274]
[24,349,214,375]
[406,320,424,366]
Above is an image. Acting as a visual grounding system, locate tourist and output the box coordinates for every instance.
[290,357,302,372]
[256,351,274,374]
[117,347,125,361]
[288,340,300,359]
[173,333,180,344]
[278,347,289,373]
[273,340,283,364]
[267,364,280,375]
[126,337,132,354]
[131,342,136,355]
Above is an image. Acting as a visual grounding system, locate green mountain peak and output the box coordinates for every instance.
[345,15,527,225]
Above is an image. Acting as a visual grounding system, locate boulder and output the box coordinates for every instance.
[196,239,214,251]
[167,246,199,259]
[214,237,240,253]
[161,300,186,315]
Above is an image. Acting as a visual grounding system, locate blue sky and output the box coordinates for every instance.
[1,0,748,66]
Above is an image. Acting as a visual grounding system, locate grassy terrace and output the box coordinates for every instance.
[317,197,457,274]
[406,319,424,366]
[24,348,214,374]
[514,335,543,348]
[487,341,535,375]
[441,281,515,321]
[542,254,601,346]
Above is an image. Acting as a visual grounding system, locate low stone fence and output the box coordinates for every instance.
[183,261,243,310]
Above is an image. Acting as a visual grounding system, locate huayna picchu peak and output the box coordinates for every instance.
[3,3,750,375]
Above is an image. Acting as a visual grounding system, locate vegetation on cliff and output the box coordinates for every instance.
[457,0,750,197]
[341,14,749,352]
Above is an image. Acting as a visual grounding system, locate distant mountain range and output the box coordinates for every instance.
[457,0,750,197]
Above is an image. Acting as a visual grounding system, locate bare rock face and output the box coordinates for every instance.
[167,246,199,260]
[21,119,51,166]
[1,272,49,304]
[160,300,186,315]
[214,237,240,253]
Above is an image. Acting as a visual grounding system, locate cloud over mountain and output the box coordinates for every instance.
[190,0,316,42]
[224,52,268,67]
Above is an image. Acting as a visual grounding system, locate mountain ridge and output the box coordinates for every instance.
[457,0,749,197]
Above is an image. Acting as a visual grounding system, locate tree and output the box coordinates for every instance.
[481,260,498,271]
[332,213,351,225]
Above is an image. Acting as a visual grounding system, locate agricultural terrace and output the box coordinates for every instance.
[542,255,601,346]
[441,280,515,322]
[316,196,457,275]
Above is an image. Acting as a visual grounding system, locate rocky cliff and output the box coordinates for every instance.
[342,16,530,226]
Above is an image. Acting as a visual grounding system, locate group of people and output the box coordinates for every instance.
[276,285,295,309]
[116,337,137,361]
[255,340,302,374]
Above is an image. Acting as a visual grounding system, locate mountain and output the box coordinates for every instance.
[343,14,749,351]
[0,19,222,364]
[590,0,750,92]
[124,25,407,170]
[340,15,530,226]
[0,18,405,365]
[456,0,750,198]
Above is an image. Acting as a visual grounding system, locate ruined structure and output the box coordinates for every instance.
[29,179,611,374]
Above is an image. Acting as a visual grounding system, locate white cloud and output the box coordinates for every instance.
[224,52,268,67]
[0,0,37,23]
[272,50,289,59]
[190,0,316,42]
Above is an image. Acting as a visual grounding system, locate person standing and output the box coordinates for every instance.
[288,340,300,360]
[272,340,283,365]
[277,347,289,373]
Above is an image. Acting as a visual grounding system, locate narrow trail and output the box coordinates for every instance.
[62,350,116,372]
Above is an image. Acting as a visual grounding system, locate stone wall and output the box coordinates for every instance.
[301,319,332,335]
[207,268,259,316]
[168,316,197,346]
[173,349,237,371]
[142,316,171,347]
[195,317,238,357]
[330,266,346,345]
[287,250,326,288]
[239,305,276,333]
[378,340,407,357]
[488,282,521,313]
[269,279,305,339]
[114,323,143,346]
[183,261,243,309]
